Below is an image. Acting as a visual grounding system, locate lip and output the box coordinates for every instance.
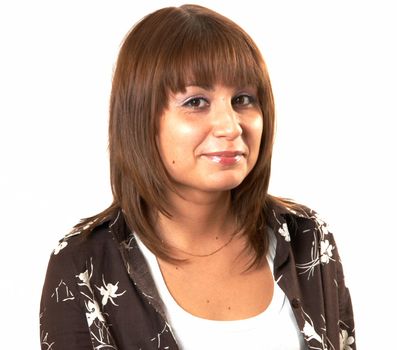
[203,151,244,157]
[201,151,245,166]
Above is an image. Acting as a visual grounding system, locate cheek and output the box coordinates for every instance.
[246,116,263,168]
[158,120,203,164]
[248,116,264,148]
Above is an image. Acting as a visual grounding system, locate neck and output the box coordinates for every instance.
[156,189,237,256]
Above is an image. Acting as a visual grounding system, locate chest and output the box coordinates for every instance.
[158,255,274,321]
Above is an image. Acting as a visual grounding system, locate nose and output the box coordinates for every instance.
[211,102,242,140]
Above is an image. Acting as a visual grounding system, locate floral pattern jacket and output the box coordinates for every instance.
[40,204,356,350]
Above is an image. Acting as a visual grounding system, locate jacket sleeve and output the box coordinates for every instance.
[40,246,92,350]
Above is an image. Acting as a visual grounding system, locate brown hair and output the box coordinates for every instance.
[74,4,294,267]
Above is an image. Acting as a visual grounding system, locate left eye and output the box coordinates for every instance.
[232,95,255,106]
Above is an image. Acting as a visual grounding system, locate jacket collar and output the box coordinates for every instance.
[108,210,168,320]
[268,203,313,271]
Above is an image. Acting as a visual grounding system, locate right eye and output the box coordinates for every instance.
[183,97,209,109]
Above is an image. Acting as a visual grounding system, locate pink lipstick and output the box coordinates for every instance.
[202,151,244,166]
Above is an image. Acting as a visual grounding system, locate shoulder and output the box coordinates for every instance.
[271,200,342,277]
[269,199,331,240]
[53,220,115,257]
[44,220,118,284]
[269,200,338,264]
[287,204,330,237]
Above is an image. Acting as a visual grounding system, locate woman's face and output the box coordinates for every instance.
[157,84,263,195]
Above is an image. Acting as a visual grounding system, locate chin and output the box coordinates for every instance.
[205,174,246,192]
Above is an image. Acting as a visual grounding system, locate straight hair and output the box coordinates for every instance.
[73,5,297,268]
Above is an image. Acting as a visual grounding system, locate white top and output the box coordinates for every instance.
[136,229,306,350]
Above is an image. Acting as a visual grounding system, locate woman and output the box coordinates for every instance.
[40,4,355,350]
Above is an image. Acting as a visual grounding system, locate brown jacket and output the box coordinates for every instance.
[40,204,356,349]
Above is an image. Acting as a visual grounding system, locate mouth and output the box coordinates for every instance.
[201,151,245,166]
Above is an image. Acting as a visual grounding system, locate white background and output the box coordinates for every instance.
[1,0,395,348]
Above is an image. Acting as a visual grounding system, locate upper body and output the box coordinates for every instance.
[40,204,355,350]
[40,4,355,350]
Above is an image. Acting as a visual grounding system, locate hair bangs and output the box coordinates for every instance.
[162,18,264,93]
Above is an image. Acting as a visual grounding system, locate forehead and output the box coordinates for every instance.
[159,24,263,94]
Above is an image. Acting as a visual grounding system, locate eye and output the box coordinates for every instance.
[183,97,209,109]
[232,94,256,107]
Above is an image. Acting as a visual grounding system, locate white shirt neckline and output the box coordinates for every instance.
[135,229,305,349]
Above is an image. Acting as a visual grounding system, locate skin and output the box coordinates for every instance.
[157,84,263,196]
[155,84,273,320]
